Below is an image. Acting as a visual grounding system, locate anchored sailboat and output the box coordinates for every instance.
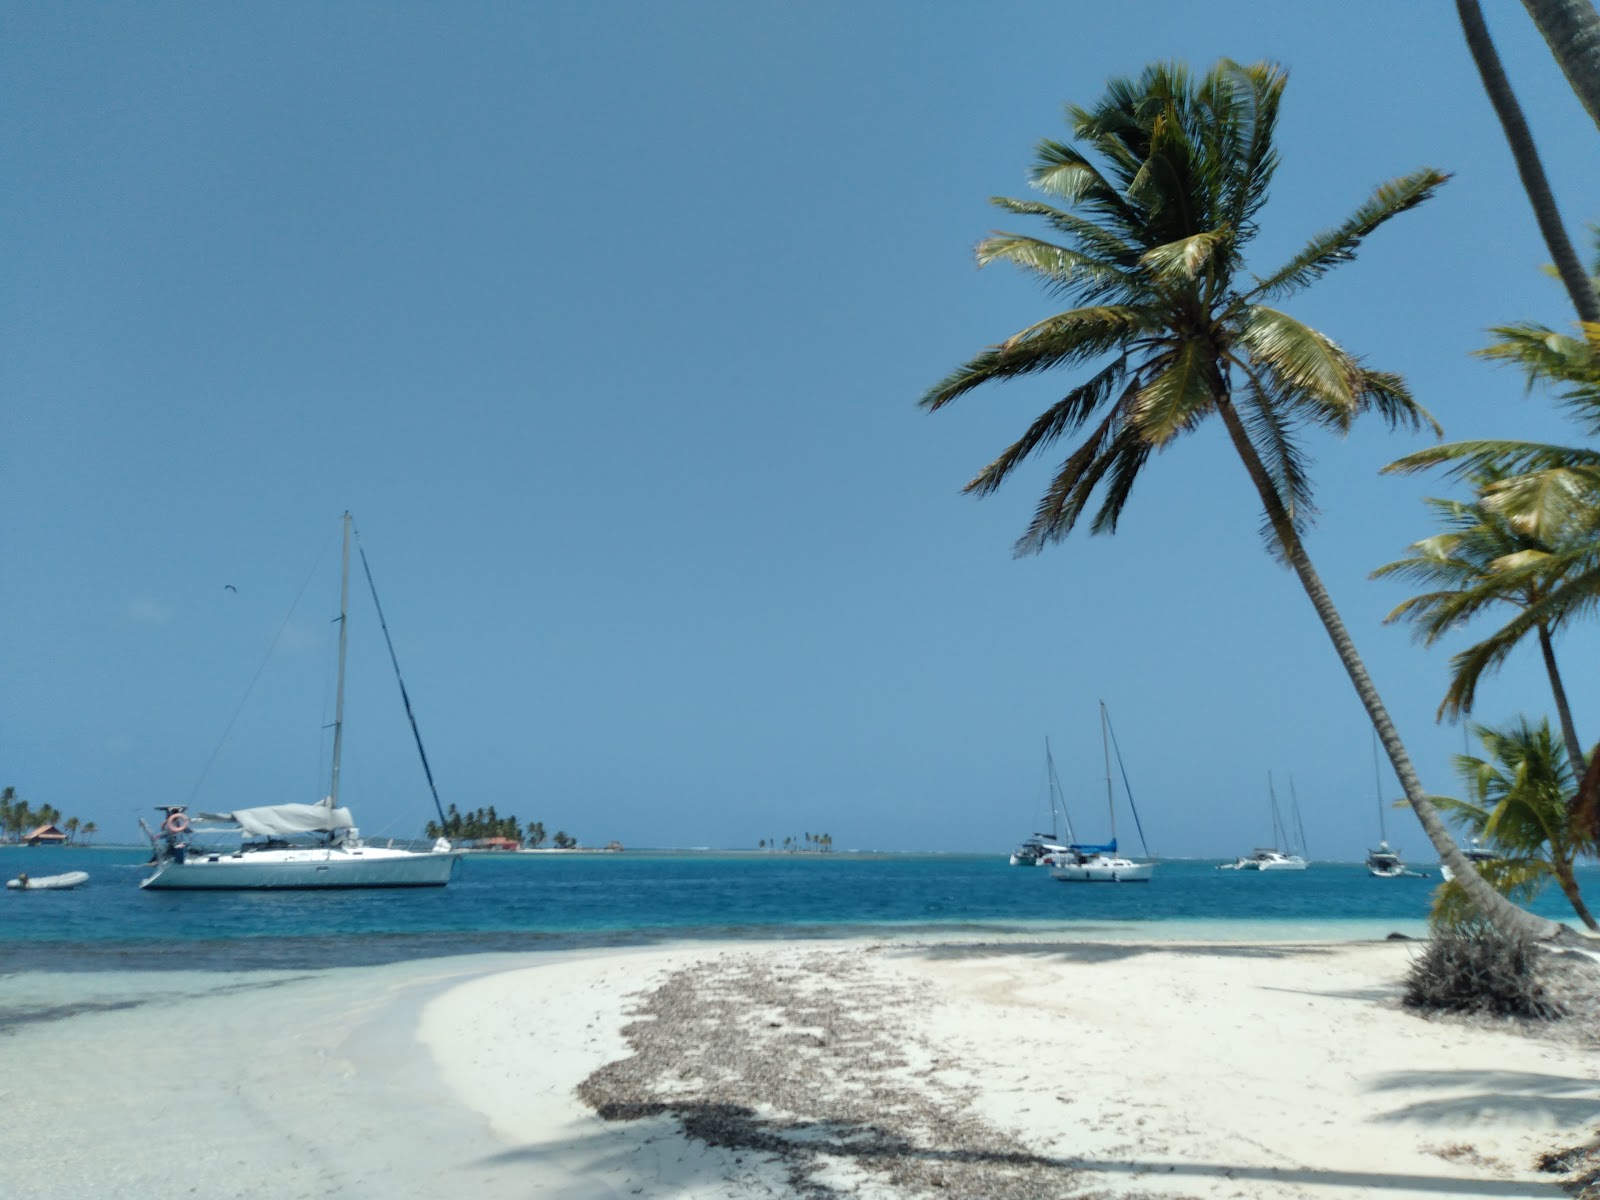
[1048,701,1154,883]
[1365,732,1425,879]
[140,514,459,890]
[1009,738,1073,866]
[1219,772,1308,870]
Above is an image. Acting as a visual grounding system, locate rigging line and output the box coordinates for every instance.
[1102,708,1152,858]
[186,538,333,807]
[353,526,449,830]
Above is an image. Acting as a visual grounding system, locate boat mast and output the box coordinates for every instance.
[1045,737,1075,844]
[329,512,352,809]
[1289,776,1309,858]
[1100,700,1116,844]
[1267,771,1285,849]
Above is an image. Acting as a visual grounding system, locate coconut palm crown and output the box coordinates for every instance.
[921,59,1443,555]
[1371,472,1588,773]
[924,59,1572,941]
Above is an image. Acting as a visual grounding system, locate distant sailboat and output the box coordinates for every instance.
[1365,732,1426,879]
[1009,738,1072,866]
[1048,701,1154,883]
[1219,772,1308,870]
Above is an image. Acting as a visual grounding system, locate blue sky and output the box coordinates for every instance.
[5,1,1598,858]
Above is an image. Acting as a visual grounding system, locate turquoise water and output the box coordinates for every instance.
[2,846,1592,971]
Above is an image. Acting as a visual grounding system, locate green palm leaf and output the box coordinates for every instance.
[1249,168,1450,302]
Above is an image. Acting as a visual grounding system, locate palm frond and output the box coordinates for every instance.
[1129,341,1216,444]
[1237,372,1315,546]
[1140,229,1229,280]
[1384,440,1600,480]
[1353,369,1441,435]
[962,357,1129,497]
[975,234,1137,299]
[920,306,1148,411]
[1248,168,1449,302]
[1238,306,1355,418]
[1011,393,1137,554]
[987,197,1141,265]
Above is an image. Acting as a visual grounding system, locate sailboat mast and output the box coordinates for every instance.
[1100,700,1116,842]
[329,512,352,809]
[1267,771,1284,848]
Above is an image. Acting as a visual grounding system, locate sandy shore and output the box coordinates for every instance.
[5,936,1597,1199]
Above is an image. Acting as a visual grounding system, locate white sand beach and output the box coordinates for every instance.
[5,937,1597,1199]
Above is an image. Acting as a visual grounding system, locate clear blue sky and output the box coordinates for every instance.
[5,1,1598,858]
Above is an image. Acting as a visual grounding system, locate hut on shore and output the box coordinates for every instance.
[23,823,67,846]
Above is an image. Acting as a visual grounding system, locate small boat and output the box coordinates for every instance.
[1439,839,1498,883]
[7,870,89,891]
[1010,738,1072,866]
[140,513,459,891]
[1048,701,1155,884]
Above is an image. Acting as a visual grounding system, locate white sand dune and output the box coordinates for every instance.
[4,938,1595,1199]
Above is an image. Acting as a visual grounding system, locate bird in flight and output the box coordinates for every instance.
[223,584,237,593]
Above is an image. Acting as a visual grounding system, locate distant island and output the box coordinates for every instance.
[0,786,97,846]
[758,833,833,853]
[424,804,605,850]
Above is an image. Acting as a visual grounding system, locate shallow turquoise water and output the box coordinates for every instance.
[1,846,1591,971]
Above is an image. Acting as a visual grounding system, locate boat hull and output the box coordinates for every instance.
[1049,859,1154,883]
[140,847,458,890]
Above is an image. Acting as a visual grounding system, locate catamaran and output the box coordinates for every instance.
[1048,701,1155,883]
[1009,738,1073,866]
[140,514,459,890]
[1219,773,1308,870]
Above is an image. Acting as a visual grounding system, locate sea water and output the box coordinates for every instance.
[1,846,1592,971]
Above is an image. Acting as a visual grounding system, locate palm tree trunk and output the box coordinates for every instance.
[1553,856,1599,929]
[1457,0,1600,325]
[1536,621,1588,775]
[1521,0,1600,137]
[1212,389,1568,941]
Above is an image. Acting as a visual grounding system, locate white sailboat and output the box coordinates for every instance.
[140,514,459,891]
[1365,733,1426,879]
[1439,839,1498,883]
[1009,738,1073,866]
[1049,701,1155,884]
[1219,773,1308,870]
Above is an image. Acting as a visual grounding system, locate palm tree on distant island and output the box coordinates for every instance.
[921,58,1565,939]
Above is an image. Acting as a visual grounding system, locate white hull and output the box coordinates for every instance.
[7,871,89,890]
[140,846,457,890]
[1049,856,1154,883]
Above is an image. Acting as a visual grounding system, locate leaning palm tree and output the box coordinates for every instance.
[922,58,1567,939]
[1457,0,1600,323]
[1432,717,1596,929]
[81,821,97,846]
[1372,473,1588,773]
[1520,0,1600,140]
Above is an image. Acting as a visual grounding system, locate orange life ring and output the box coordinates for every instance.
[163,813,190,835]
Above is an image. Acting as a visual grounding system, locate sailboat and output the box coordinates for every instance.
[1219,773,1308,870]
[140,514,459,890]
[1048,701,1155,883]
[1009,738,1073,866]
[1365,733,1425,879]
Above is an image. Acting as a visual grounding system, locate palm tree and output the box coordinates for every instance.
[1521,0,1600,138]
[0,788,13,844]
[81,821,97,846]
[1432,717,1596,929]
[1456,1,1600,323]
[922,58,1563,939]
[64,816,80,844]
[1372,473,1588,772]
